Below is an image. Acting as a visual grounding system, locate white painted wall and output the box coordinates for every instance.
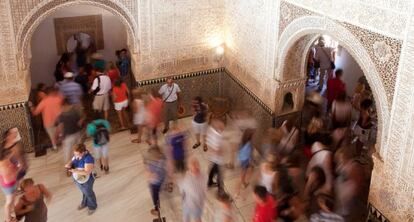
[30,4,127,87]
[334,46,365,95]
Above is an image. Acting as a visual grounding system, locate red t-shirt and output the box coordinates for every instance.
[112,83,128,103]
[327,78,346,105]
[107,69,120,85]
[253,195,277,222]
[147,97,163,128]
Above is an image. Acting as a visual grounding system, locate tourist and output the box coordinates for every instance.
[59,72,83,106]
[56,99,84,164]
[206,119,225,190]
[304,112,325,159]
[91,52,105,72]
[304,166,327,213]
[214,191,234,222]
[191,96,208,150]
[35,83,47,104]
[106,61,120,85]
[2,128,28,181]
[143,144,166,216]
[306,142,334,194]
[354,99,374,155]
[131,89,147,143]
[252,185,277,222]
[0,139,19,222]
[146,90,164,144]
[310,194,344,222]
[15,178,52,222]
[65,144,97,215]
[90,68,112,120]
[258,156,277,195]
[165,122,187,173]
[278,117,300,157]
[331,91,352,130]
[74,66,89,95]
[31,87,63,150]
[118,49,130,78]
[158,77,181,134]
[314,37,336,91]
[327,69,346,111]
[112,78,129,130]
[86,113,111,173]
[238,128,254,189]
[179,157,207,222]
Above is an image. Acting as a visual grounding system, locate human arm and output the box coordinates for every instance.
[38,184,52,203]
[31,100,45,116]
[70,163,94,175]
[14,198,34,216]
[89,77,98,93]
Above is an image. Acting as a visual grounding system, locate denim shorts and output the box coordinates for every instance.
[1,183,17,195]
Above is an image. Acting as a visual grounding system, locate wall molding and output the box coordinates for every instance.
[368,203,390,222]
[0,102,27,111]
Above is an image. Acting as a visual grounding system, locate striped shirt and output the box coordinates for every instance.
[59,80,83,105]
[310,212,345,222]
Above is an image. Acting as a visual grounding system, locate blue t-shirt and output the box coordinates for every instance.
[71,152,95,169]
[147,160,166,185]
[238,141,252,162]
[167,132,186,160]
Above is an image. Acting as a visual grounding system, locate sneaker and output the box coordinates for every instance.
[192,143,201,149]
[150,209,159,216]
[100,164,103,171]
[87,209,96,215]
[78,204,87,210]
[104,166,109,174]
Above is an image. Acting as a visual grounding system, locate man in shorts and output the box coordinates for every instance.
[90,68,112,120]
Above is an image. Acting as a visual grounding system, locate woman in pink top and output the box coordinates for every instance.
[146,90,164,145]
[31,87,63,150]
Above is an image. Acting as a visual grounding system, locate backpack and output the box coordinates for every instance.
[94,123,109,145]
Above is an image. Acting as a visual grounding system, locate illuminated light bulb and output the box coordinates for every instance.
[216,46,224,55]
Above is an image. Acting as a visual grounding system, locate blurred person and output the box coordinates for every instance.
[326,69,346,111]
[258,156,278,195]
[261,128,283,158]
[302,91,324,129]
[31,87,63,150]
[206,119,225,190]
[118,49,130,78]
[304,113,325,159]
[334,147,366,221]
[353,99,374,155]
[105,61,120,85]
[35,83,47,104]
[74,66,89,95]
[215,191,234,222]
[179,157,207,222]
[165,122,187,173]
[91,52,105,72]
[143,144,166,216]
[307,46,316,81]
[238,129,254,189]
[304,166,327,208]
[65,144,97,215]
[59,72,83,106]
[310,194,344,222]
[191,96,208,150]
[252,185,277,222]
[279,194,308,222]
[56,99,84,164]
[281,153,306,198]
[331,92,352,130]
[90,68,112,120]
[112,78,130,130]
[158,77,181,134]
[314,37,336,91]
[131,89,147,143]
[86,113,110,173]
[278,117,300,157]
[230,110,257,168]
[306,142,334,195]
[2,128,27,182]
[146,90,164,145]
[15,178,52,222]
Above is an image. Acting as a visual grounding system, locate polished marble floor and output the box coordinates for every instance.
[0,118,258,222]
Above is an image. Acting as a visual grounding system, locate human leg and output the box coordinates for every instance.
[79,178,97,210]
[149,183,161,213]
[45,126,57,149]
[208,163,219,186]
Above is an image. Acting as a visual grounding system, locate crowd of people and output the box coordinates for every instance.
[0,40,377,222]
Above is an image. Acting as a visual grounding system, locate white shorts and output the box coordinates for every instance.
[94,144,109,158]
[192,120,207,135]
[114,100,128,111]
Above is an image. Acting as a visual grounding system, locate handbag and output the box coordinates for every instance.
[91,75,101,95]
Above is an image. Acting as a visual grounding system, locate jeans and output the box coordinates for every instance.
[76,177,97,210]
[208,163,222,189]
[149,183,162,210]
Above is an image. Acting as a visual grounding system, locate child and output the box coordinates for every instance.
[86,113,111,173]
[131,89,147,143]
[252,185,277,222]
[215,191,233,222]
[165,123,187,173]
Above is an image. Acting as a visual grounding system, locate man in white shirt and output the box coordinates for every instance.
[206,119,225,191]
[90,68,112,120]
[315,37,336,92]
[158,77,181,133]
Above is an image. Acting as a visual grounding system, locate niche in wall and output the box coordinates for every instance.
[282,92,294,112]
[54,15,104,55]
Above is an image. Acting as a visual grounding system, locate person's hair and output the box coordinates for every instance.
[94,67,104,73]
[316,193,335,211]
[36,83,46,91]
[309,166,326,192]
[120,48,127,53]
[360,99,373,110]
[336,91,347,102]
[217,190,232,204]
[84,64,93,75]
[132,88,144,99]
[335,146,356,162]
[106,61,116,70]
[254,185,268,201]
[115,50,121,57]
[335,69,343,77]
[20,178,35,191]
[241,128,254,145]
[282,151,302,168]
[307,116,323,134]
[114,78,123,87]
[284,116,298,132]
[194,96,203,104]
[74,144,87,153]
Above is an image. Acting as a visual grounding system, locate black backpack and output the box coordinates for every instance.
[94,123,109,145]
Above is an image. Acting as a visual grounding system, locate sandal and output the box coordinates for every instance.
[131,139,141,143]
[203,145,208,152]
[192,143,201,149]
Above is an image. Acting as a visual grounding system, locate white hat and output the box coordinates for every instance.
[64,72,74,78]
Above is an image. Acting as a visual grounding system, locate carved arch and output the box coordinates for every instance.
[276,16,389,155]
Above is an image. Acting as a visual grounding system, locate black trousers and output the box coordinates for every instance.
[150,183,162,210]
[208,163,222,189]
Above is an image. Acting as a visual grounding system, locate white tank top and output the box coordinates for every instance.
[260,170,276,193]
